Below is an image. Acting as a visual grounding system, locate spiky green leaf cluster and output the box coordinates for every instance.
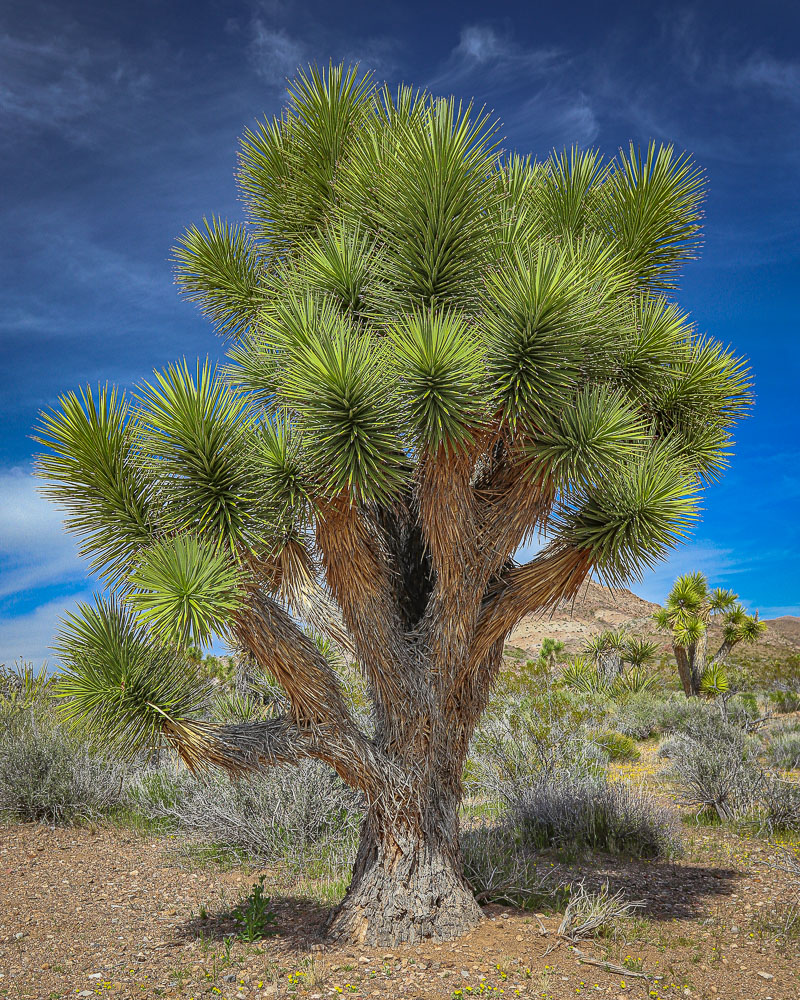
[55,597,210,758]
[127,535,244,645]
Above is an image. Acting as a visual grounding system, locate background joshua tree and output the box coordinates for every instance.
[583,628,629,681]
[538,637,567,671]
[654,572,766,697]
[35,65,752,945]
[581,629,658,682]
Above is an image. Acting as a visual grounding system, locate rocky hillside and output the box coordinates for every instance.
[508,579,800,658]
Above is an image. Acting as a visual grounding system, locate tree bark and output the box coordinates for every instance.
[327,783,483,945]
[674,644,696,697]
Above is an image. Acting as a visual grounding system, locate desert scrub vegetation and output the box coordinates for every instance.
[129,758,361,871]
[767,726,800,770]
[510,773,681,859]
[0,664,127,824]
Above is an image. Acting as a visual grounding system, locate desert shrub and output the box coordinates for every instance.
[663,722,762,821]
[611,692,725,740]
[510,772,681,859]
[592,730,641,762]
[759,775,800,834]
[0,706,126,824]
[558,880,643,940]
[610,692,665,739]
[767,730,800,770]
[654,696,719,734]
[131,758,361,870]
[769,688,800,714]
[460,823,562,910]
[468,689,606,800]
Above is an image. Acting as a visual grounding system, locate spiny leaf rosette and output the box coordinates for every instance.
[36,64,752,945]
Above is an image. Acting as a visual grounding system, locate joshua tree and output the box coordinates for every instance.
[582,627,629,680]
[36,65,751,944]
[654,572,766,697]
[538,637,566,670]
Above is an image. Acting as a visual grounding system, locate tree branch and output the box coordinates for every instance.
[473,443,554,593]
[216,715,388,797]
[316,497,414,710]
[463,544,592,685]
[232,587,387,791]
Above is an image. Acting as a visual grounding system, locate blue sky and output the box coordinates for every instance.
[1,0,799,663]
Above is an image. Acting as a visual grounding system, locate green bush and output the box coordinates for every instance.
[592,730,641,762]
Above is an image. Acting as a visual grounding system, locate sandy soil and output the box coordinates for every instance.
[2,818,799,1000]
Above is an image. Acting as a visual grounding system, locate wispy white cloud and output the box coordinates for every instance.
[0,467,83,600]
[736,53,800,104]
[249,23,305,85]
[0,591,92,666]
[509,89,599,150]
[429,24,561,94]
[0,31,152,142]
[246,4,398,88]
[633,542,749,606]
[426,24,595,154]
[758,606,800,619]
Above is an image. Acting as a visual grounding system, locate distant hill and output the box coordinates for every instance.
[508,580,800,658]
[766,616,800,649]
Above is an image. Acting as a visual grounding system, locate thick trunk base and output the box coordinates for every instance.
[327,829,483,946]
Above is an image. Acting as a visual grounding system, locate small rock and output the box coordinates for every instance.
[135,953,146,962]
[223,972,236,982]
[757,972,774,980]
[77,993,93,998]
[87,973,103,979]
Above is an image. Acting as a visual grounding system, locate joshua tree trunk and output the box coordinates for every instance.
[328,775,482,944]
[204,496,594,946]
[674,644,698,696]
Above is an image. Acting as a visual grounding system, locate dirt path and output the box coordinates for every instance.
[1,823,799,1000]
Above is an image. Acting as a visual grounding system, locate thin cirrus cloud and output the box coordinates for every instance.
[244,5,399,87]
[0,467,83,603]
[427,26,597,151]
[736,52,800,103]
[432,24,562,88]
[0,30,152,141]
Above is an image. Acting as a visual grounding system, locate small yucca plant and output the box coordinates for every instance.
[611,666,659,698]
[561,657,609,695]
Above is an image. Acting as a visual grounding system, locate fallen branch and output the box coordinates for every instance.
[568,945,656,981]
